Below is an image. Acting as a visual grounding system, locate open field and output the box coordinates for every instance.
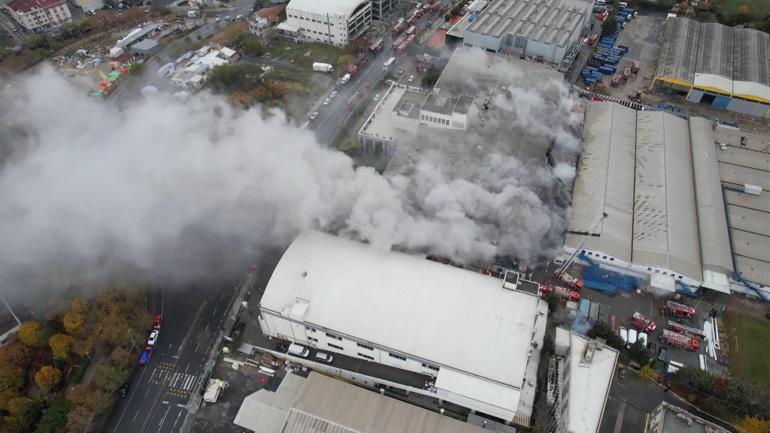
[266,40,351,68]
[724,311,770,389]
[714,0,770,20]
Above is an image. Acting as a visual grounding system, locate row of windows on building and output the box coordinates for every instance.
[581,250,685,280]
[288,14,335,26]
[420,114,450,126]
[306,326,439,371]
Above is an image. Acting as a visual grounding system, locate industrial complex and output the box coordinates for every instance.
[565,100,770,299]
[653,17,770,118]
[446,0,591,66]
[257,231,549,426]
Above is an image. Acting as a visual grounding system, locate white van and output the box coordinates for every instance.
[618,1,627,8]
[619,327,628,345]
[638,332,648,348]
[287,343,310,358]
[315,352,334,364]
[628,329,638,347]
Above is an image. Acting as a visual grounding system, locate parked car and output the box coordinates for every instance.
[236,14,243,19]
[119,382,130,398]
[657,346,668,363]
[323,98,331,105]
[329,90,337,99]
[147,330,159,346]
[628,328,638,347]
[373,94,380,101]
[153,314,162,329]
[309,111,319,120]
[138,347,153,365]
[287,343,310,358]
[407,74,414,82]
[619,327,628,345]
[314,352,334,364]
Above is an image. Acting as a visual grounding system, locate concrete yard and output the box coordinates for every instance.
[606,12,665,100]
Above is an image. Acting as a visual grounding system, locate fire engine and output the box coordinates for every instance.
[659,329,699,351]
[539,282,580,302]
[629,312,656,333]
[663,301,696,319]
[555,270,584,290]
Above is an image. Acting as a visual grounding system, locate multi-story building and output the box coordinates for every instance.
[258,230,549,427]
[5,0,71,31]
[645,402,730,433]
[279,0,371,46]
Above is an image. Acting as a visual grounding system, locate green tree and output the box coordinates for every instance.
[92,364,126,394]
[0,367,25,409]
[0,343,30,368]
[601,17,617,36]
[736,416,770,433]
[337,54,355,68]
[237,35,264,57]
[208,64,264,92]
[34,367,61,394]
[109,347,131,371]
[129,62,145,75]
[69,298,89,315]
[223,23,246,45]
[48,334,73,360]
[18,321,46,348]
[34,399,73,433]
[4,397,43,433]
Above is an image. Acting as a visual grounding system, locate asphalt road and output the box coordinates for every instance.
[103,276,238,433]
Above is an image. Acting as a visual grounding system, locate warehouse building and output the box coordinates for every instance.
[653,17,770,118]
[280,0,372,46]
[446,0,592,65]
[565,101,770,299]
[548,328,618,433]
[234,372,493,433]
[258,231,549,427]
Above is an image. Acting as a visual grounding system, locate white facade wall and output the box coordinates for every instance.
[8,1,71,30]
[419,109,467,129]
[285,2,370,46]
[259,310,441,377]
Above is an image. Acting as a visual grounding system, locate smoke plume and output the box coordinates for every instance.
[0,61,578,300]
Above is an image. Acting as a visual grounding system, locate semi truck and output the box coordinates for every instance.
[539,282,580,302]
[663,300,696,319]
[659,329,699,351]
[630,312,657,332]
[312,62,333,73]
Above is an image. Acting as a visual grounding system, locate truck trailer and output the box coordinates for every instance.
[312,62,333,73]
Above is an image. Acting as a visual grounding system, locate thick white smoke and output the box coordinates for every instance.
[0,64,577,299]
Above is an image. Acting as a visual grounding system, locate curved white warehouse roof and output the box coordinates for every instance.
[260,231,546,393]
[287,0,369,19]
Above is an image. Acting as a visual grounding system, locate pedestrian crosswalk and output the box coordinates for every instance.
[148,362,197,400]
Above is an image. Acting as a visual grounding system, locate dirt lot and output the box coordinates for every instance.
[605,12,665,100]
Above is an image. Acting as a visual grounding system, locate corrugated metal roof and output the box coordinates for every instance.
[689,117,733,274]
[566,102,636,262]
[655,17,699,84]
[633,111,702,280]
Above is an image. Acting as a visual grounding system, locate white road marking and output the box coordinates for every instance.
[211,307,218,317]
[170,372,180,387]
[183,375,195,390]
[172,408,184,431]
[132,408,141,422]
[157,406,171,431]
[194,341,201,353]
[176,300,207,357]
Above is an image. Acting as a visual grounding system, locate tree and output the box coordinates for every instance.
[0,367,25,409]
[627,340,651,365]
[18,321,46,348]
[64,405,93,433]
[34,399,73,433]
[69,298,89,315]
[4,397,43,433]
[208,64,264,92]
[62,312,85,335]
[92,364,126,394]
[421,64,441,88]
[601,17,617,36]
[49,334,74,360]
[223,23,246,45]
[736,416,770,433]
[337,54,355,68]
[0,343,30,367]
[34,367,61,394]
[109,347,131,371]
[129,62,145,75]
[237,35,264,57]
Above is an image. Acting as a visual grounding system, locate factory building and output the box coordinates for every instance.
[4,0,71,31]
[646,402,730,433]
[565,101,770,299]
[279,0,372,46]
[549,328,618,433]
[653,17,770,118]
[234,372,493,433]
[446,0,592,65]
[257,231,549,427]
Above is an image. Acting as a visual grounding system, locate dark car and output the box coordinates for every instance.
[119,382,130,398]
[138,346,153,366]
[657,346,668,363]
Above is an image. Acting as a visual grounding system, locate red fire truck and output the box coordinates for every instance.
[663,301,696,319]
[659,329,699,351]
[539,282,580,302]
[555,270,584,290]
[629,312,657,333]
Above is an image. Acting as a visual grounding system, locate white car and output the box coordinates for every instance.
[407,74,414,83]
[309,111,319,120]
[323,98,331,105]
[147,330,159,346]
[329,90,338,99]
[235,14,243,19]
[315,352,334,364]
[373,94,380,101]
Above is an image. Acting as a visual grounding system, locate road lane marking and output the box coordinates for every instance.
[176,300,207,357]
[194,341,201,353]
[171,408,184,431]
[183,375,195,390]
[211,307,218,317]
[132,408,142,423]
[157,406,170,431]
[111,354,153,433]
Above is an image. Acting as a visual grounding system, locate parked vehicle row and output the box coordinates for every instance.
[138,314,162,366]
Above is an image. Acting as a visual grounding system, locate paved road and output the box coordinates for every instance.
[0,10,26,44]
[103,275,239,433]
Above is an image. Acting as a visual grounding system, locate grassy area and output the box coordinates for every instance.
[266,40,352,68]
[1,33,15,50]
[714,0,770,20]
[724,311,770,389]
